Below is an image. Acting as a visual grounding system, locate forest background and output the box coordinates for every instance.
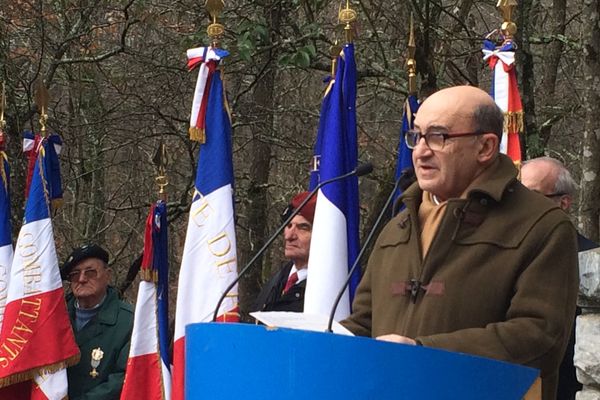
[0,0,598,319]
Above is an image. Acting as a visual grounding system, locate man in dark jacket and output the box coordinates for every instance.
[342,86,578,400]
[62,244,134,400]
[253,192,317,312]
[521,156,599,399]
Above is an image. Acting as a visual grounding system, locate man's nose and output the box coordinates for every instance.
[412,136,432,156]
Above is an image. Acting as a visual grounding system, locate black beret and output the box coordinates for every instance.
[61,244,109,279]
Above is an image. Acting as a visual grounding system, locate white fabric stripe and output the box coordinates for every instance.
[34,368,68,399]
[304,191,351,320]
[23,138,35,152]
[161,359,172,400]
[189,63,209,128]
[174,184,238,340]
[494,62,510,154]
[128,280,159,357]
[7,218,61,302]
[0,244,14,328]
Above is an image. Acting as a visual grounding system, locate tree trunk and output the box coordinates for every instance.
[578,0,600,241]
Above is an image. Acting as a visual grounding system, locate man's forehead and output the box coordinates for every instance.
[72,257,105,271]
[290,214,312,227]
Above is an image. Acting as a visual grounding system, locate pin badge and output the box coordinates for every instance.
[90,347,104,378]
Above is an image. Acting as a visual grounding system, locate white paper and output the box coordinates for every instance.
[250,311,355,336]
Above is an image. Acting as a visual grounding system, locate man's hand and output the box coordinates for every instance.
[376,334,417,345]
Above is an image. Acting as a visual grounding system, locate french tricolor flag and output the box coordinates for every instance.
[304,43,360,320]
[172,49,239,400]
[121,201,171,400]
[0,137,79,398]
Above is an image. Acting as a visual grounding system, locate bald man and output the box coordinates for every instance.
[342,86,578,400]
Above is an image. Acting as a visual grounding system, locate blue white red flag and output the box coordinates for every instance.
[482,39,523,163]
[304,43,360,320]
[0,135,78,398]
[121,201,171,400]
[393,94,419,206]
[172,48,239,400]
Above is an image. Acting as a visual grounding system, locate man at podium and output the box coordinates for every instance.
[341,86,578,400]
[253,192,316,312]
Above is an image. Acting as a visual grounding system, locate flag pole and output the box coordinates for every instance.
[407,15,417,96]
[154,141,169,203]
[497,0,518,42]
[206,0,225,48]
[34,80,49,139]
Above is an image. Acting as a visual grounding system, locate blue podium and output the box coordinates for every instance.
[185,323,539,399]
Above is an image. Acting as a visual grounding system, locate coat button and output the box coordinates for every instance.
[479,198,488,206]
[295,293,300,298]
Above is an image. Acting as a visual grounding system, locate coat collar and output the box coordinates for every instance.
[400,154,518,207]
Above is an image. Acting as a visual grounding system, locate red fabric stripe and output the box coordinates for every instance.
[194,61,218,131]
[171,338,185,400]
[187,57,204,71]
[0,288,79,380]
[141,204,156,272]
[24,135,41,198]
[121,353,164,400]
[216,306,240,322]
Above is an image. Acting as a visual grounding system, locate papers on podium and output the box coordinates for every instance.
[250,311,354,336]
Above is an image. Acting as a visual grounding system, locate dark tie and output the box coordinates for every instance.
[283,272,299,294]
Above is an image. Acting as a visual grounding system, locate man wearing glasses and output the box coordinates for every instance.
[342,85,578,400]
[61,244,133,400]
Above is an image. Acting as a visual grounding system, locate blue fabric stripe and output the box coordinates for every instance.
[0,155,11,246]
[311,44,361,302]
[24,145,51,223]
[194,70,234,196]
[153,200,171,371]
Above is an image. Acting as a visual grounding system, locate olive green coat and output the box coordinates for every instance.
[342,155,578,400]
[66,287,134,400]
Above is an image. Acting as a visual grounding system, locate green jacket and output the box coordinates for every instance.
[67,287,134,400]
[342,155,579,400]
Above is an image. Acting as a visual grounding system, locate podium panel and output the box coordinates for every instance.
[185,323,538,399]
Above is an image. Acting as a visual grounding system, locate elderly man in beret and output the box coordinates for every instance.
[62,244,133,400]
[253,191,317,312]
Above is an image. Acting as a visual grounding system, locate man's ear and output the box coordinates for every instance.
[477,133,499,163]
[560,195,573,212]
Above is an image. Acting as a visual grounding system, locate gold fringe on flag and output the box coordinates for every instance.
[189,127,206,143]
[140,268,158,283]
[0,353,80,388]
[503,111,523,134]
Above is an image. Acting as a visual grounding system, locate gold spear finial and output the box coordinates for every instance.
[152,141,169,201]
[339,0,357,43]
[206,0,225,48]
[34,80,49,138]
[406,15,417,95]
[497,0,518,40]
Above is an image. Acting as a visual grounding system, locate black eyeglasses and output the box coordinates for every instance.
[544,192,567,198]
[405,130,486,150]
[67,268,99,283]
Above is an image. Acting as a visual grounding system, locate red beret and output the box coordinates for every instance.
[287,191,317,224]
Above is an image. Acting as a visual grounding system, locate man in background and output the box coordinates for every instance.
[62,244,133,400]
[253,192,316,312]
[521,156,598,399]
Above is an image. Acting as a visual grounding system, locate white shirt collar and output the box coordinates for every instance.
[289,264,308,283]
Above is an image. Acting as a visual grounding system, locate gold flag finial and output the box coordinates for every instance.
[34,80,49,138]
[206,0,225,48]
[152,141,169,200]
[497,0,518,39]
[406,15,417,95]
[339,0,357,43]
[330,40,342,76]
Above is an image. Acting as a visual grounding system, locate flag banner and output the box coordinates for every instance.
[121,201,171,400]
[186,47,228,143]
[172,50,239,400]
[393,94,419,206]
[482,39,523,163]
[0,137,79,395]
[0,145,13,327]
[304,43,360,320]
